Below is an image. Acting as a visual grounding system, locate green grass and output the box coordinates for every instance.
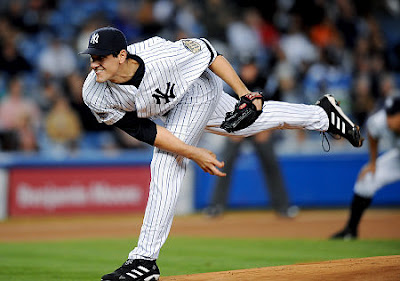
[1,237,399,281]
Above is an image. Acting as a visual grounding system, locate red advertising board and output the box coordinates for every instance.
[8,166,151,216]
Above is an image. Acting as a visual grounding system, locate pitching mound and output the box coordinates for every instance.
[162,255,400,281]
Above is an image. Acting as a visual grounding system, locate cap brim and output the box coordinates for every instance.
[79,48,111,56]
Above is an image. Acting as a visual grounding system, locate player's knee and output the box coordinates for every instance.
[354,175,378,198]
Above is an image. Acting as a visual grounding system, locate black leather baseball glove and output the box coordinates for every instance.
[220,92,264,133]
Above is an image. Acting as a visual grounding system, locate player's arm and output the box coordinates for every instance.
[114,111,225,176]
[208,55,262,110]
[154,125,226,177]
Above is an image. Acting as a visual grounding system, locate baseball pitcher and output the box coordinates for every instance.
[80,27,363,281]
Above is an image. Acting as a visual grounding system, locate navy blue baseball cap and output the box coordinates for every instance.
[385,95,400,116]
[79,27,127,56]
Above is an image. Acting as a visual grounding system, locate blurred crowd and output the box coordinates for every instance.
[0,0,400,155]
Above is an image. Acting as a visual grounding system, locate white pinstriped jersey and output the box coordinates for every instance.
[81,34,331,261]
[367,109,400,150]
[82,37,218,125]
[354,109,400,198]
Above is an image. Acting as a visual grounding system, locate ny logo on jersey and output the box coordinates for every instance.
[90,33,99,44]
[153,82,176,104]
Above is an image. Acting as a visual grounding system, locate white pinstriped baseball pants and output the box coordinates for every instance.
[129,70,329,260]
[354,148,400,198]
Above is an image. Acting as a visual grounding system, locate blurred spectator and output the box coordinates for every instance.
[0,38,32,78]
[365,16,387,54]
[247,9,280,50]
[303,45,352,110]
[153,0,175,28]
[279,14,318,76]
[226,8,264,64]
[0,76,41,131]
[310,12,342,49]
[14,112,39,152]
[351,75,375,128]
[198,0,234,42]
[4,0,51,35]
[273,0,295,33]
[267,48,308,146]
[353,37,371,75]
[135,0,163,38]
[289,0,326,29]
[335,0,362,49]
[0,76,41,151]
[0,39,32,86]
[38,36,77,81]
[268,47,301,103]
[112,1,142,41]
[44,94,82,152]
[0,0,398,155]
[173,0,204,38]
[242,7,280,69]
[36,80,62,113]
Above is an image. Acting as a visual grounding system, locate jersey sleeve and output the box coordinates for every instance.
[366,109,386,139]
[176,37,218,68]
[88,103,126,125]
[82,71,126,125]
[167,37,219,92]
[199,38,218,65]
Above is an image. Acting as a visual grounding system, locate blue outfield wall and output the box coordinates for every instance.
[194,152,400,210]
[1,150,399,212]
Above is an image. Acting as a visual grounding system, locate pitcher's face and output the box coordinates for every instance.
[90,54,120,83]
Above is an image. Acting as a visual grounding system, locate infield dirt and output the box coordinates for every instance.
[1,209,399,280]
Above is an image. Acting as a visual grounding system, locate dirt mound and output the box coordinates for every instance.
[1,209,399,241]
[162,255,400,281]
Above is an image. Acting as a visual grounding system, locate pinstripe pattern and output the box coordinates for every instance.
[130,69,221,259]
[82,37,217,123]
[82,36,329,261]
[128,69,328,260]
[353,109,400,198]
[206,99,329,136]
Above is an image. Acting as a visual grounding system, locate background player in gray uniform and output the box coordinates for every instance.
[80,27,363,281]
[331,95,400,240]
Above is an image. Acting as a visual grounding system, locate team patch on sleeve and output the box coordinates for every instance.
[182,40,201,53]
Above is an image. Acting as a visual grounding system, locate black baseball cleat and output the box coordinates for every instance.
[101,259,160,281]
[316,94,364,148]
[330,228,358,240]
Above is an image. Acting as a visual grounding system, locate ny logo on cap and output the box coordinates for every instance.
[90,33,99,44]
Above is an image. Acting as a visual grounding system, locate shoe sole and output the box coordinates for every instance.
[101,276,159,281]
[352,125,364,147]
[145,274,160,281]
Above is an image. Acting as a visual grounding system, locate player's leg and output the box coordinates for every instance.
[206,92,363,148]
[128,70,221,260]
[331,149,400,240]
[205,91,329,136]
[101,71,222,281]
